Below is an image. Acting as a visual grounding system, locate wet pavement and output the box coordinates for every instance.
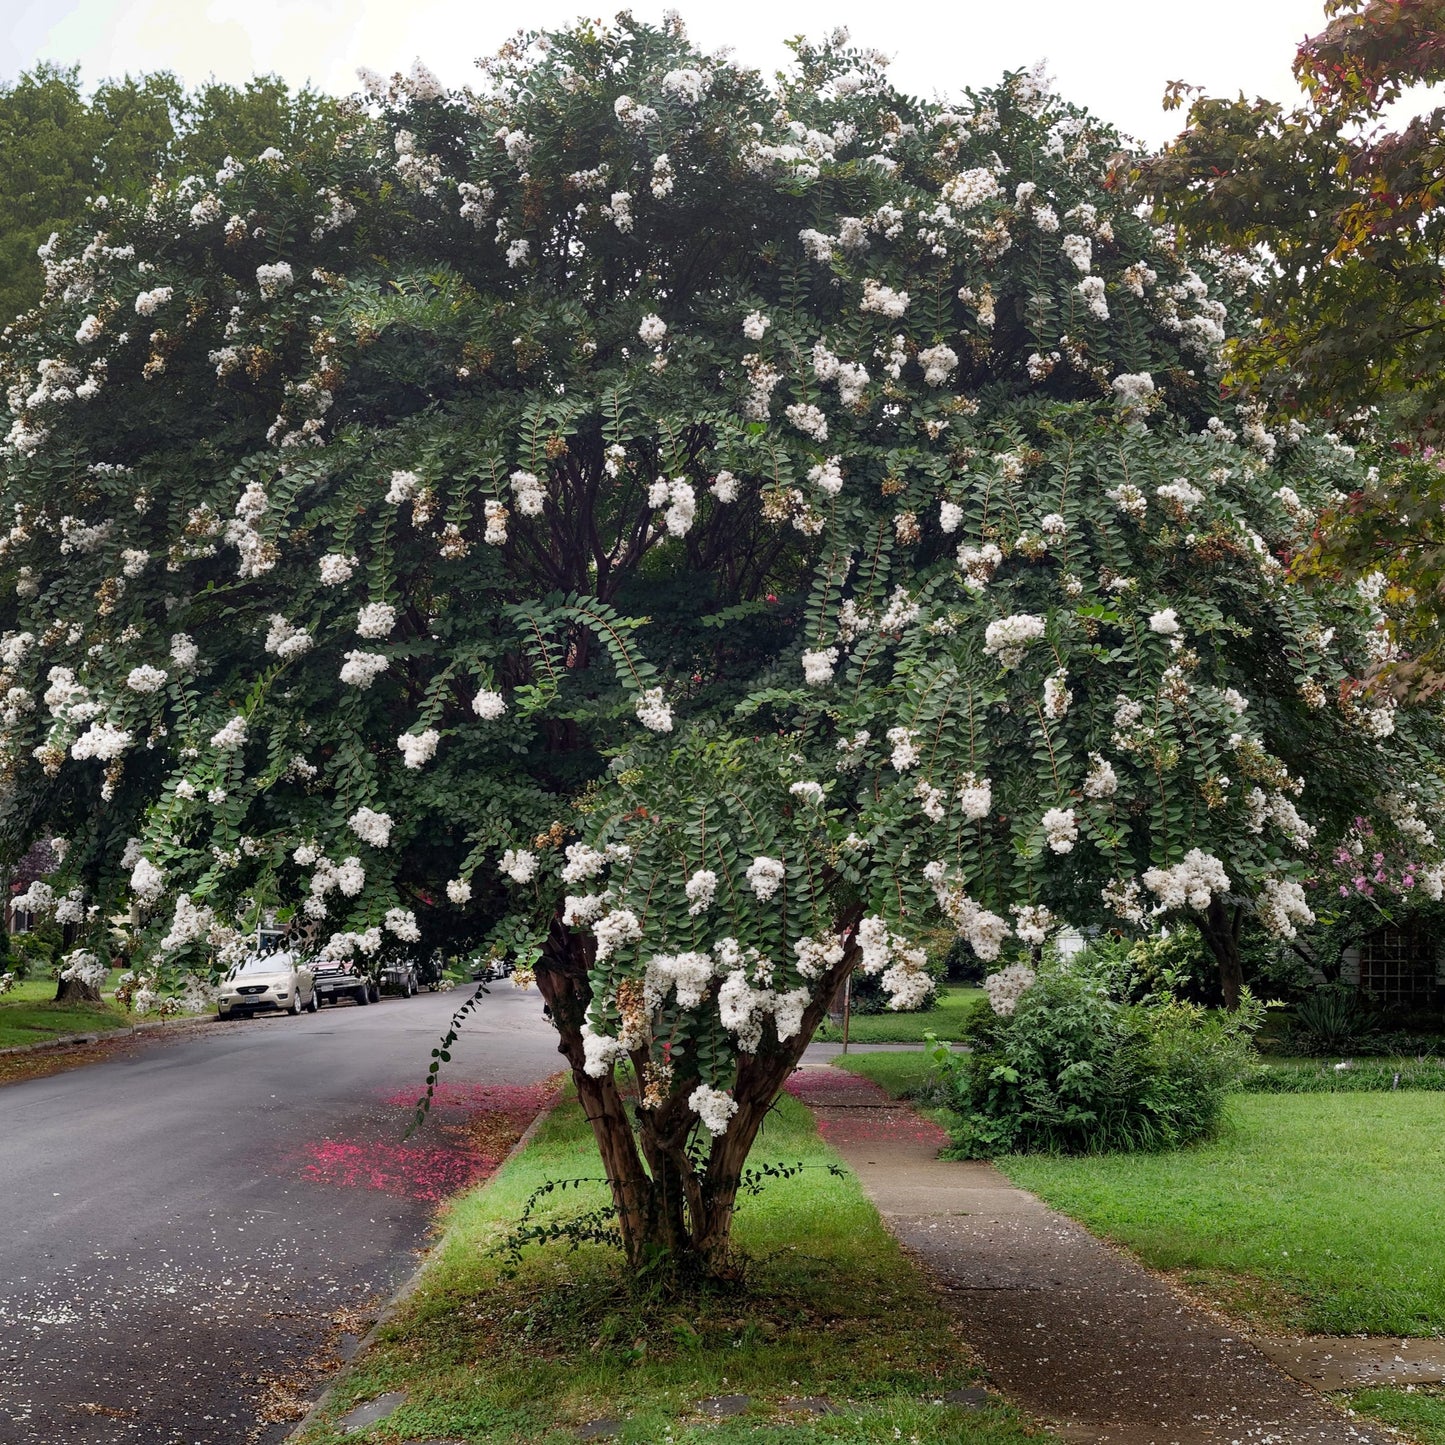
[789,1067,1401,1445]
[0,983,560,1444]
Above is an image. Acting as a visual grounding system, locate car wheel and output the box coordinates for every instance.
[288,993,301,1016]
[306,988,319,1013]
[356,986,369,1005]
[369,983,380,1003]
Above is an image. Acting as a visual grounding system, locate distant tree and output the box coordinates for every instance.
[1142,0,1445,696]
[0,65,345,324]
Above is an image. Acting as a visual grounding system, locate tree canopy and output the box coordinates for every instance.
[2,17,1442,1271]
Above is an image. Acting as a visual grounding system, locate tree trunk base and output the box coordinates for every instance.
[54,976,102,1005]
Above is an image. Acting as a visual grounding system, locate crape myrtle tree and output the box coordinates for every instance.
[2,18,1443,1269]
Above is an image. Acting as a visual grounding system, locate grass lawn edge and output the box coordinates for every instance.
[289,1082,1057,1444]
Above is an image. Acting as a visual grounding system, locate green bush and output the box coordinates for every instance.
[936,963,1259,1157]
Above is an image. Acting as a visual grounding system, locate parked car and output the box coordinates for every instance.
[470,956,513,983]
[311,959,378,1007]
[216,949,317,1018]
[379,959,419,996]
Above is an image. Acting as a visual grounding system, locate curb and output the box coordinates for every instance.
[0,1014,220,1059]
[284,1092,560,1443]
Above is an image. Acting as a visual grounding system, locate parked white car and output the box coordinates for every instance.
[216,950,317,1018]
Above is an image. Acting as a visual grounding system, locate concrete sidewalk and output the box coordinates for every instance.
[787,1067,1401,1445]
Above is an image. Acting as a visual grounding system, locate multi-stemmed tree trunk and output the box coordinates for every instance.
[1199,899,1246,1012]
[533,911,861,1275]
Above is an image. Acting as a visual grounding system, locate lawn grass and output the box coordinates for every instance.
[830,1051,936,1100]
[0,970,134,1049]
[1000,1093,1445,1338]
[813,985,984,1045]
[294,1088,1055,1444]
[1349,1387,1445,1443]
[1245,1056,1445,1092]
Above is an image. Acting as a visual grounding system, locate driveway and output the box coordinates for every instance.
[0,983,561,1444]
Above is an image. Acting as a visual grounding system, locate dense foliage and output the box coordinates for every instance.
[3,17,1442,1268]
[937,956,1260,1156]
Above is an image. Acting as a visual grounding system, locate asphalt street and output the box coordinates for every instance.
[0,982,561,1444]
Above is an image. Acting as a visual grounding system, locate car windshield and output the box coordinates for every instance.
[236,951,293,975]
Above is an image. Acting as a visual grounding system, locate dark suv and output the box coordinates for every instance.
[311,959,379,1007]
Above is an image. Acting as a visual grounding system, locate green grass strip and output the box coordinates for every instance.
[295,1089,1054,1443]
[812,986,983,1045]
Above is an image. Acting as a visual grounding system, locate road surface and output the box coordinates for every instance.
[0,983,561,1444]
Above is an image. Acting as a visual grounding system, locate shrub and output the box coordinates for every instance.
[1285,982,1381,1055]
[937,962,1259,1156]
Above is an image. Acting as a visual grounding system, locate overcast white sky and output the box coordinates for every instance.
[0,0,1340,147]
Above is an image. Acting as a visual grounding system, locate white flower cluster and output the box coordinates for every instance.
[685,868,717,915]
[472,688,506,720]
[887,726,920,771]
[802,646,838,686]
[922,864,1011,960]
[340,650,390,688]
[1076,275,1108,319]
[1148,608,1180,635]
[357,602,397,639]
[789,780,825,806]
[983,612,1046,666]
[634,687,673,733]
[593,907,643,961]
[256,261,294,298]
[1112,371,1156,408]
[126,664,167,693]
[1102,877,1145,924]
[508,469,546,517]
[499,848,538,884]
[349,806,393,848]
[1156,478,1204,515]
[264,614,312,659]
[688,1083,737,1137]
[384,907,421,942]
[785,402,828,441]
[984,962,1036,1016]
[386,469,420,504]
[160,895,216,953]
[60,948,108,989]
[860,278,909,317]
[1142,850,1230,912]
[957,772,992,821]
[318,553,357,585]
[210,716,247,751]
[918,343,958,387]
[661,479,696,537]
[742,310,770,341]
[397,729,439,768]
[956,542,1003,591]
[638,313,667,345]
[1105,483,1147,520]
[1011,903,1054,946]
[134,286,173,316]
[1255,877,1314,940]
[1041,806,1078,853]
[1043,668,1072,719]
[1083,753,1118,798]
[745,855,786,901]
